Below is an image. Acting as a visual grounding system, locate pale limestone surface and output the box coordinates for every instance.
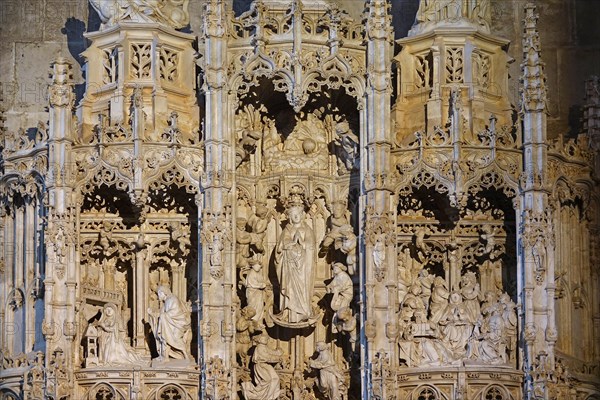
[0,1,599,400]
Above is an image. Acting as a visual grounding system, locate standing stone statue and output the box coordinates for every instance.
[97,303,144,366]
[241,334,283,400]
[310,342,345,400]
[147,285,192,364]
[274,200,316,323]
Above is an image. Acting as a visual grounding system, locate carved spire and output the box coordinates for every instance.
[582,76,600,152]
[202,0,226,39]
[365,0,393,41]
[520,3,548,113]
[318,3,351,56]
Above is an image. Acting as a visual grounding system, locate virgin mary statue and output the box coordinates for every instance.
[274,200,316,324]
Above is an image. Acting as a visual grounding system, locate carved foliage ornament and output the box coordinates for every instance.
[201,208,232,280]
[46,209,76,278]
[204,356,231,400]
[224,1,367,112]
[1,175,44,203]
[365,206,395,246]
[520,210,554,249]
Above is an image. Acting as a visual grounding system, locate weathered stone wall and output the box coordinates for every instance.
[0,0,598,138]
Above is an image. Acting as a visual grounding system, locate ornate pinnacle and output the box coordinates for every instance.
[364,0,393,41]
[50,57,73,85]
[583,76,600,153]
[49,58,75,109]
[202,0,226,38]
[520,3,548,113]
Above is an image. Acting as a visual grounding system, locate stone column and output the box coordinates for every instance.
[45,57,76,399]
[363,1,395,398]
[0,206,6,354]
[200,1,235,397]
[134,244,149,352]
[518,4,557,398]
[24,200,36,351]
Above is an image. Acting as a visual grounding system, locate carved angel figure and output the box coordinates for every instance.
[247,205,270,253]
[97,303,144,366]
[332,306,357,343]
[236,218,252,269]
[147,285,192,362]
[89,0,190,30]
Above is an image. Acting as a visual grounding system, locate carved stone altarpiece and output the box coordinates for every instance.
[0,1,599,400]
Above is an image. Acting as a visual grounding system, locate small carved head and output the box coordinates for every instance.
[249,259,262,271]
[302,138,317,154]
[335,121,350,135]
[315,341,329,352]
[255,205,268,217]
[157,285,172,300]
[241,306,256,319]
[256,333,269,345]
[433,276,446,287]
[287,205,305,224]
[410,283,421,295]
[337,307,353,321]
[332,262,347,274]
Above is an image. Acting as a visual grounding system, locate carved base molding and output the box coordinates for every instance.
[387,367,523,400]
[74,367,200,400]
